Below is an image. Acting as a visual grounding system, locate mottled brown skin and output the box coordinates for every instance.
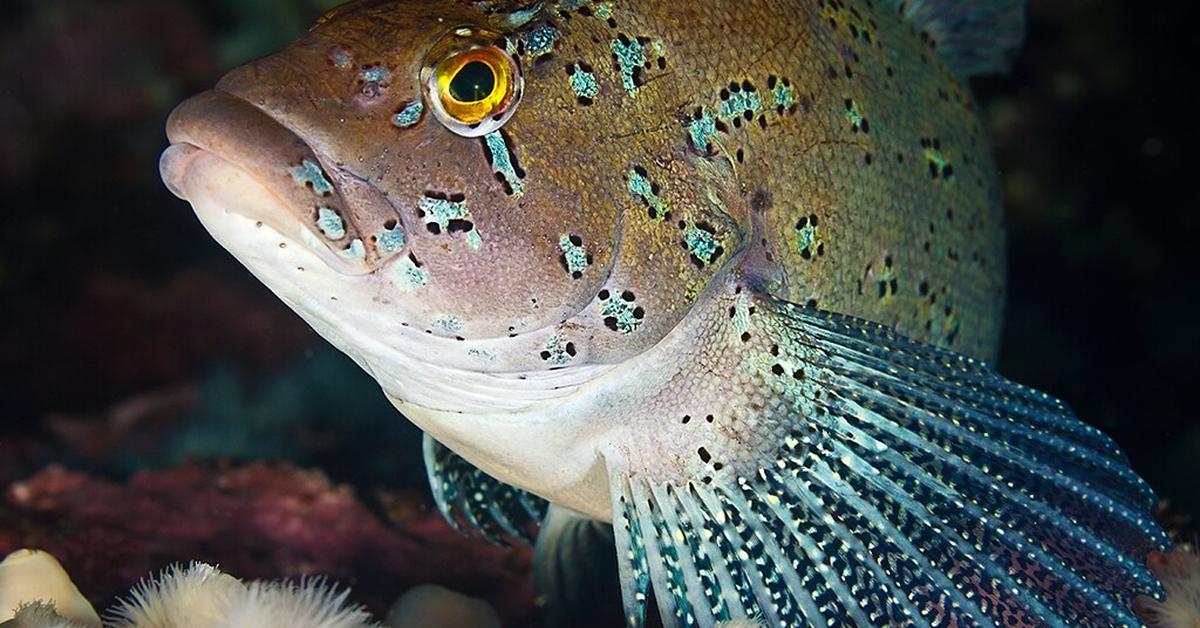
[205,0,1004,365]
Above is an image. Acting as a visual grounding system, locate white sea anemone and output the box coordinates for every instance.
[107,563,244,628]
[106,564,374,628]
[1144,543,1200,628]
[4,601,93,628]
[217,579,374,628]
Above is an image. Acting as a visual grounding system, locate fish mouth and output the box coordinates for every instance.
[161,89,403,276]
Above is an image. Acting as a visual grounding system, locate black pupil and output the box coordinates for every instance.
[449,61,496,103]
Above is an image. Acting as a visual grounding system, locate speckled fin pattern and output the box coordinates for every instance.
[609,304,1169,628]
[423,434,549,545]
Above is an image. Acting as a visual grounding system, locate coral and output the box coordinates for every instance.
[0,464,534,624]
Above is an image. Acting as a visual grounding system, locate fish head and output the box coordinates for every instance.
[161,1,660,414]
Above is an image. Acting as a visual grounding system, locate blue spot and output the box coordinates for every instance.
[689,109,717,152]
[683,223,721,265]
[291,160,334,196]
[392,102,423,128]
[360,65,390,84]
[559,235,589,276]
[316,207,346,240]
[569,64,600,100]
[341,238,366,260]
[484,131,525,196]
[599,291,643,334]
[377,225,405,255]
[627,168,668,220]
[523,23,558,57]
[394,256,428,292]
[718,89,761,121]
[772,82,797,110]
[611,37,646,95]
[433,315,464,333]
[419,196,470,226]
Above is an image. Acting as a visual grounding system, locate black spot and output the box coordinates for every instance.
[697,447,712,463]
[446,219,474,233]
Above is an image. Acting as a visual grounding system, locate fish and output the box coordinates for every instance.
[159,0,1171,625]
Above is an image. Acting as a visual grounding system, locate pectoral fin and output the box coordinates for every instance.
[532,504,623,628]
[606,292,1168,627]
[423,433,548,545]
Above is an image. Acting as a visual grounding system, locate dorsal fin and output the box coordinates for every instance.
[888,0,1026,77]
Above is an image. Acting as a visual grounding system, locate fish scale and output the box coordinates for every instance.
[160,0,1176,625]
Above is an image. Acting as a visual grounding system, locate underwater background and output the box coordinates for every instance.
[0,0,1196,623]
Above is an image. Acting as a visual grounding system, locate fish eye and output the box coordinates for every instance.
[426,45,522,137]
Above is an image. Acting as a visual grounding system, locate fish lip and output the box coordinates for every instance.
[162,87,321,213]
[159,142,203,200]
[161,88,386,275]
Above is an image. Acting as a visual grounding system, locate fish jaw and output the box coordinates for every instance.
[159,89,627,514]
[162,89,406,276]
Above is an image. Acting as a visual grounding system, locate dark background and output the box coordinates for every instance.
[0,0,1196,616]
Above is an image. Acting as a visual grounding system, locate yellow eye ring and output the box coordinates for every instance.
[425,43,522,137]
[436,48,512,125]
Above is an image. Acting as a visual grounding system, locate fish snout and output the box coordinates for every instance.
[161,90,410,275]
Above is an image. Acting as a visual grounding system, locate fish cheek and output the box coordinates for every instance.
[390,184,611,340]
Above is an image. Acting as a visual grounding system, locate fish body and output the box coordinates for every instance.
[160,0,1169,625]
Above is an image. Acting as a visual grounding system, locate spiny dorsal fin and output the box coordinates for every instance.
[888,0,1026,77]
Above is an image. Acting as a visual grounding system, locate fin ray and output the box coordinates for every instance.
[422,433,548,545]
[602,294,1169,627]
